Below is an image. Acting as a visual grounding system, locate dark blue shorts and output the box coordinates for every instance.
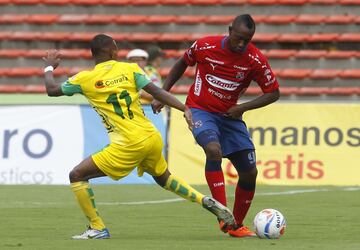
[191,108,255,157]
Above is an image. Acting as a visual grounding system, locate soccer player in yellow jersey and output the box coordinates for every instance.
[42,34,235,239]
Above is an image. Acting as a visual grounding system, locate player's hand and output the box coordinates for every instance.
[151,99,165,114]
[42,50,61,69]
[226,105,245,119]
[184,106,194,131]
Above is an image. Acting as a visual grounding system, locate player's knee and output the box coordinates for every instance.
[153,168,170,187]
[69,168,83,183]
[196,130,221,160]
[204,142,222,160]
[238,167,258,190]
[246,167,258,181]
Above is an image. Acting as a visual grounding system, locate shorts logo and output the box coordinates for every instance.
[205,74,240,91]
[194,120,203,128]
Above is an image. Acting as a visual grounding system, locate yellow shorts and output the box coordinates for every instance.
[92,132,167,180]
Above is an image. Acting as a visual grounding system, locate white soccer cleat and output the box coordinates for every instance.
[72,226,110,240]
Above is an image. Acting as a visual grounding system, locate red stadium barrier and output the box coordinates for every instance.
[0,0,359,5]
[278,69,312,78]
[1,84,358,96]
[1,67,360,80]
[0,49,358,59]
[296,14,327,24]
[262,15,296,24]
[295,50,328,58]
[1,14,359,26]
[309,69,341,79]
[263,50,298,58]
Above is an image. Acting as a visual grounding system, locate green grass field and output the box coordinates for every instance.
[1,185,359,250]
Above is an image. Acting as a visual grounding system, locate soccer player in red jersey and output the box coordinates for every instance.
[152,14,280,237]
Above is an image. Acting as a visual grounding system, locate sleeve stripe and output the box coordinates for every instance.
[61,81,83,96]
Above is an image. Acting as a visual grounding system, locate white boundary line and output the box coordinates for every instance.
[98,187,359,206]
[0,187,358,207]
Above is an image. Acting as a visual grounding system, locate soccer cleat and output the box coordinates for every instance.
[228,226,256,238]
[202,196,236,232]
[219,220,232,233]
[71,226,110,240]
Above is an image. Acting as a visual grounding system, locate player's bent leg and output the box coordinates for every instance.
[202,141,227,206]
[69,157,109,239]
[227,150,257,237]
[153,168,236,232]
[196,130,230,231]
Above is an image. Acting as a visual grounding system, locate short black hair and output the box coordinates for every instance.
[90,34,114,56]
[232,14,256,31]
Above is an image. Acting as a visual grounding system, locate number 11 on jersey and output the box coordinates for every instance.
[106,90,134,119]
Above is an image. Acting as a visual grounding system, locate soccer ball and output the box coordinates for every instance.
[253,209,286,239]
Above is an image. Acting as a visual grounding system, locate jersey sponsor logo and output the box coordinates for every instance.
[213,182,224,187]
[233,65,249,70]
[265,78,276,86]
[263,66,276,86]
[205,57,224,65]
[208,88,231,100]
[205,74,240,91]
[205,57,224,71]
[210,63,218,71]
[199,45,216,50]
[95,80,105,89]
[248,53,262,65]
[94,75,129,89]
[194,70,202,96]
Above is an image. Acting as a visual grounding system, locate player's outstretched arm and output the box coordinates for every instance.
[151,57,188,113]
[42,50,64,97]
[143,82,185,112]
[162,57,188,91]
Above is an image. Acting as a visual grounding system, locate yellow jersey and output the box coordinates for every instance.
[61,60,158,146]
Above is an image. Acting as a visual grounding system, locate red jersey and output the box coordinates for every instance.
[183,36,279,113]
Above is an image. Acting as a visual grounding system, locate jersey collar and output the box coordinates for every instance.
[221,36,228,50]
[95,60,117,69]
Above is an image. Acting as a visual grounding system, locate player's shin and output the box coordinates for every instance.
[205,160,227,206]
[164,175,204,205]
[233,182,255,226]
[71,181,106,230]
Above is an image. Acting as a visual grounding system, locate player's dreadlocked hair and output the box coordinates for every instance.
[232,14,256,32]
[90,34,114,57]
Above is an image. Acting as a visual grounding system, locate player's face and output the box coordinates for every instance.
[228,24,254,53]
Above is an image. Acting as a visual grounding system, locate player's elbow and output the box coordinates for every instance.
[271,89,280,102]
[46,90,57,97]
[46,88,62,97]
